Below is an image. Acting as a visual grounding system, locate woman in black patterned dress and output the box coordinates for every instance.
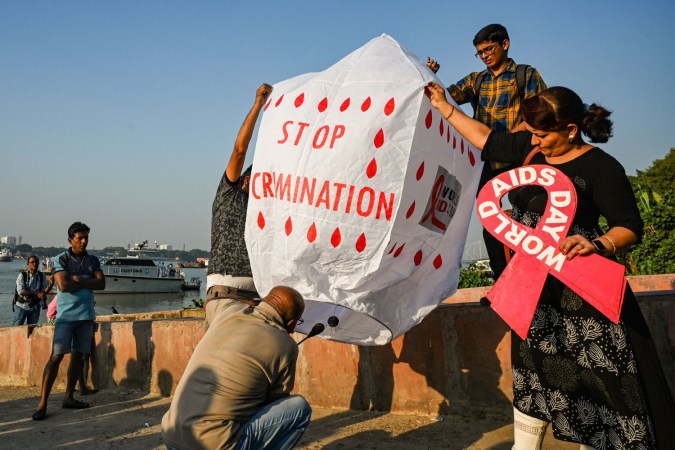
[425,82,674,449]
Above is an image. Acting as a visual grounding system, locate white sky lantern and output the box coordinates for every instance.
[245,34,483,345]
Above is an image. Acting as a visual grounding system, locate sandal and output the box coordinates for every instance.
[32,408,47,421]
[62,399,90,409]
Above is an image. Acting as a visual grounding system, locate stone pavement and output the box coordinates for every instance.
[0,387,578,449]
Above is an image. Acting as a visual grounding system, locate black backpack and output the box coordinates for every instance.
[470,64,529,118]
[12,270,44,311]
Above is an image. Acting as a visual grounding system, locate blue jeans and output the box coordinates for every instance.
[235,395,312,450]
[165,396,311,450]
[13,307,40,326]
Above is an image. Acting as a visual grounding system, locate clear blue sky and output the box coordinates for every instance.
[2,1,674,250]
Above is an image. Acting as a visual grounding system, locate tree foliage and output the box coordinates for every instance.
[458,263,495,288]
[618,148,675,275]
[14,244,210,262]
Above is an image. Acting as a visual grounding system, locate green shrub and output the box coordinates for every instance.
[618,148,675,275]
[458,263,495,288]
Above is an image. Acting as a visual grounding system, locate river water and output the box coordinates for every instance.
[0,259,207,327]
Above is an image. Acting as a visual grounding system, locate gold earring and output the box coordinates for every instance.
[568,134,576,144]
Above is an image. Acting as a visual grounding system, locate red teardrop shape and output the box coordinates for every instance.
[439,118,444,136]
[257,211,265,230]
[469,150,476,166]
[387,242,397,254]
[331,227,341,248]
[340,98,351,112]
[361,97,371,112]
[446,125,450,143]
[366,158,377,178]
[264,98,272,111]
[374,129,384,148]
[453,135,457,149]
[425,110,433,129]
[275,94,284,107]
[318,97,328,112]
[414,250,423,266]
[394,243,405,257]
[307,223,317,243]
[384,97,395,116]
[406,201,415,219]
[285,216,293,236]
[461,139,465,154]
[355,233,367,253]
[294,93,305,108]
[433,254,443,269]
[416,161,424,180]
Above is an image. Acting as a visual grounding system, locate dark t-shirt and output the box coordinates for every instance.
[481,131,643,239]
[208,173,251,277]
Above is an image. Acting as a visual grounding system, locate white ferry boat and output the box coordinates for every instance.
[100,241,183,294]
[0,248,11,262]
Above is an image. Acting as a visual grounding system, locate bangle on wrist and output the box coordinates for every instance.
[445,105,455,121]
[598,236,617,255]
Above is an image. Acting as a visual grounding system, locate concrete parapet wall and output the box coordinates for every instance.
[1,275,673,415]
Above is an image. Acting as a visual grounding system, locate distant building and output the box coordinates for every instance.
[0,236,17,248]
[159,244,173,251]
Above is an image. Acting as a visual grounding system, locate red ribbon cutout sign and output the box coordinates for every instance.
[421,174,448,231]
[476,165,627,339]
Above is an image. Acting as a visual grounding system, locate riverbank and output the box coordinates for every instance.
[0,260,207,327]
[0,386,576,449]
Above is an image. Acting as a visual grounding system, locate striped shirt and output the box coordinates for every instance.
[448,59,547,132]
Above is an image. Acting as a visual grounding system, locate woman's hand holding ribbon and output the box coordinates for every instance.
[560,235,595,260]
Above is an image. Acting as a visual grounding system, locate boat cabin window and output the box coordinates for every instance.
[105,259,156,267]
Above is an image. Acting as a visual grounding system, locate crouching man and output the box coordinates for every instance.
[161,286,312,450]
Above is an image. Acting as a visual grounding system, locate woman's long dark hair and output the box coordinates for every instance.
[521,86,614,143]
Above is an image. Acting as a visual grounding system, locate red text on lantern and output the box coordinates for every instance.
[251,171,395,221]
[277,121,346,149]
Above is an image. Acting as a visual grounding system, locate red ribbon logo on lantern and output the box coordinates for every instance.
[476,165,627,339]
[420,166,462,234]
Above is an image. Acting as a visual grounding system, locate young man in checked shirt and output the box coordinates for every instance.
[427,23,547,285]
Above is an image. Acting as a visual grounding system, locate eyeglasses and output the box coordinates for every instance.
[296,318,304,325]
[475,43,500,59]
[28,260,39,265]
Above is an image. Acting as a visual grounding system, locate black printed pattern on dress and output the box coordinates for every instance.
[208,174,252,277]
[510,197,656,449]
